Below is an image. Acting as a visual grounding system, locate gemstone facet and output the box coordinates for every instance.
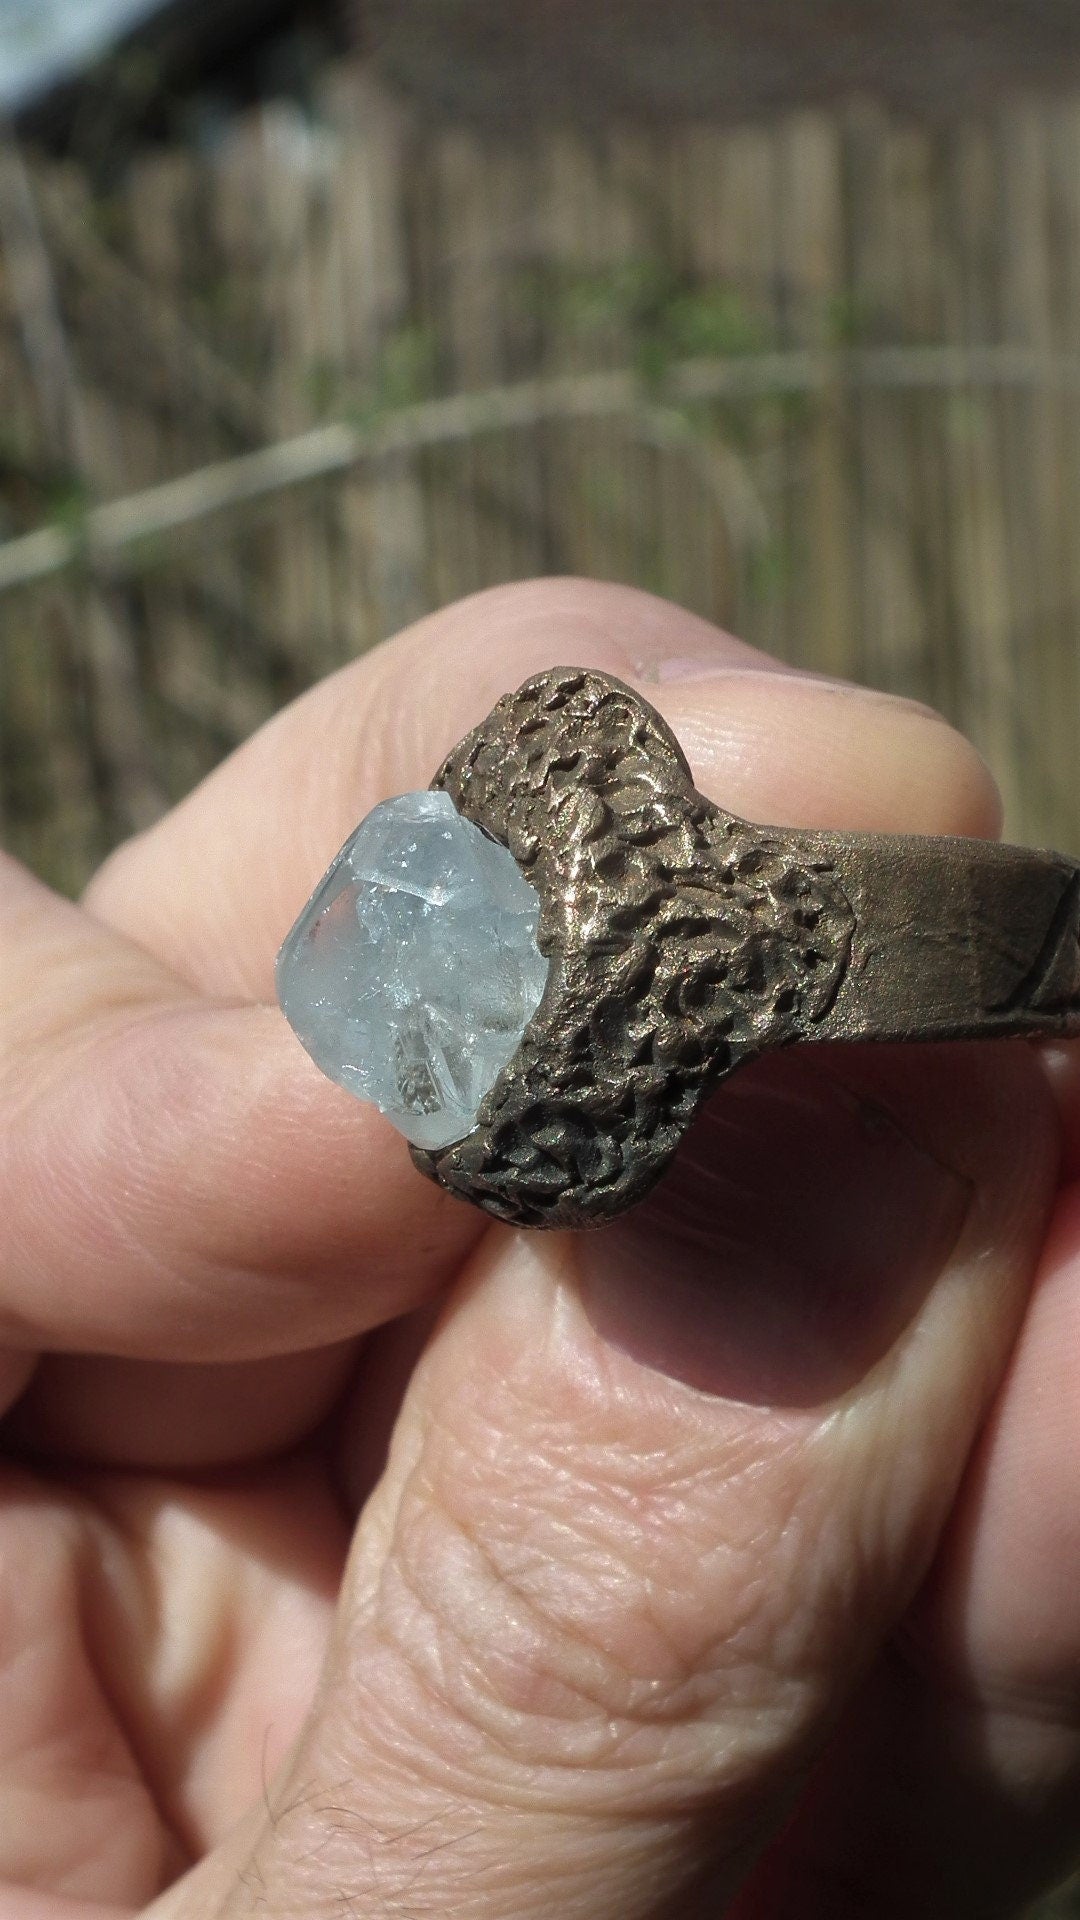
[276,790,550,1149]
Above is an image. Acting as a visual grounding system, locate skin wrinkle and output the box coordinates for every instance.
[5,972,474,1368]
[337,1336,836,1815]
[407,1373,799,1685]
[6,1006,256,1333]
[412,1294,830,1696]
[349,1443,787,1804]
[242,1778,627,1920]
[7,582,1076,1917]
[462,1464,795,1691]
[353,1584,802,1831]
[420,1402,780,1657]
[383,1503,706,1755]
[792,1303,993,1678]
[0,1499,170,1899]
[71,1498,214,1869]
[43,1466,340,1873]
[435,1423,753,1575]
[9,981,191,1082]
[74,1604,192,1888]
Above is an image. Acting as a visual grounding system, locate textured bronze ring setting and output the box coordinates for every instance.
[408,665,1080,1229]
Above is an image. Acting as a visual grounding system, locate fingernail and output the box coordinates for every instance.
[650,655,808,684]
[651,657,945,721]
[577,1049,971,1407]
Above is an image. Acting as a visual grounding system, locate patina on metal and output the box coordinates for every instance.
[411,665,1080,1228]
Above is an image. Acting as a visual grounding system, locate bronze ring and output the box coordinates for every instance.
[409,666,1080,1230]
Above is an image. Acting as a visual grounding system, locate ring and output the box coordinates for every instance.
[278,666,1080,1229]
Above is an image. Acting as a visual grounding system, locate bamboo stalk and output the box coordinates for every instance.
[6,345,1080,596]
[0,132,166,839]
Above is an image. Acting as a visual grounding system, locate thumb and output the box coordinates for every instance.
[150,1037,1058,1920]
[0,850,478,1370]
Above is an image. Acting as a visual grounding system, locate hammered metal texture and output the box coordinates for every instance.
[410,667,856,1227]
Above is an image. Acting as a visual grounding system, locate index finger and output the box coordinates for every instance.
[3,581,999,1365]
[84,578,999,997]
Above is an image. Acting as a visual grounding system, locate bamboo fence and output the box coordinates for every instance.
[5,64,1080,1916]
[3,67,1080,891]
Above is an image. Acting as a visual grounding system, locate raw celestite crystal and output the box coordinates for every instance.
[276,790,550,1150]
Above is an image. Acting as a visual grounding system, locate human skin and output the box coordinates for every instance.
[3,577,1080,1917]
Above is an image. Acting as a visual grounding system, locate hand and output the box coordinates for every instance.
[3,579,1078,1920]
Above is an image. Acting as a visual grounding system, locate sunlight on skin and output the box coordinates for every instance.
[1,582,1079,1919]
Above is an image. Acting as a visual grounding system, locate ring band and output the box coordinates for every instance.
[407,667,1080,1228]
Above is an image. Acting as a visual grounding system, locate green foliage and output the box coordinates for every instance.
[579,459,629,522]
[44,474,92,542]
[664,285,769,359]
[946,390,991,443]
[372,323,440,411]
[191,270,251,339]
[341,323,441,429]
[746,534,792,605]
[825,288,875,346]
[527,255,772,388]
[304,357,342,419]
[553,255,674,335]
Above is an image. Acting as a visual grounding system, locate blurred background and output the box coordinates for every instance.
[3,0,1080,913]
[2,6,1080,1908]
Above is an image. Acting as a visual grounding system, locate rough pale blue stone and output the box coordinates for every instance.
[276,790,549,1150]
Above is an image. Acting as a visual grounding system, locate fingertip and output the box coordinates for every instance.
[77,581,785,996]
[82,579,1003,1003]
[6,994,483,1363]
[656,671,1004,839]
